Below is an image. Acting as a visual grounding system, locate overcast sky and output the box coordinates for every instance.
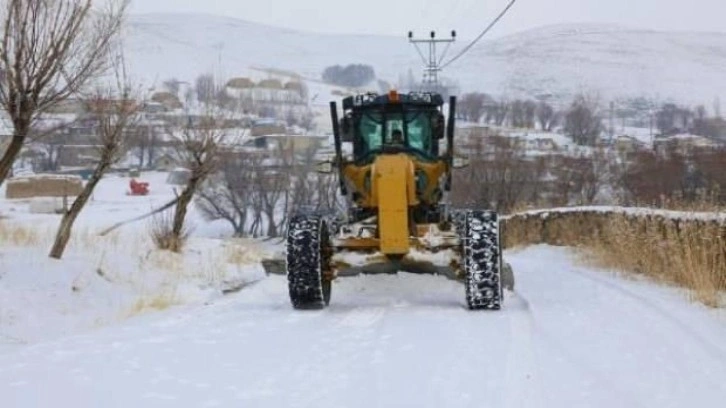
[130,0,726,38]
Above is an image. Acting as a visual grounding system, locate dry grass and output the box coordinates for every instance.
[591,216,726,307]
[224,240,263,265]
[1,211,257,321]
[504,210,726,307]
[148,210,190,253]
[126,288,180,316]
[0,221,43,247]
[651,189,726,213]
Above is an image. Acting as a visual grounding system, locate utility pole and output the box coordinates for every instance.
[408,30,456,93]
[609,100,615,143]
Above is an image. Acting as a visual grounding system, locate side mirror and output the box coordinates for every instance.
[316,161,335,174]
[433,114,445,139]
[452,156,469,169]
[340,116,353,142]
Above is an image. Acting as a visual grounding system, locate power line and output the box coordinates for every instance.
[440,0,518,69]
[408,31,457,89]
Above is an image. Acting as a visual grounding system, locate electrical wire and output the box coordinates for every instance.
[440,0,518,69]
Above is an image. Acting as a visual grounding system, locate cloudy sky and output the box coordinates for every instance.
[130,0,726,38]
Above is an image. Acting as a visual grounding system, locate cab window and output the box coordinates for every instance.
[405,112,432,152]
[358,113,383,153]
[355,110,435,158]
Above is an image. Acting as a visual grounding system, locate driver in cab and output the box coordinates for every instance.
[390,129,404,146]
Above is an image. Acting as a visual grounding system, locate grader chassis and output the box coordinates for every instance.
[284,91,505,310]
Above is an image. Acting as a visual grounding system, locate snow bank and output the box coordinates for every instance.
[0,171,273,352]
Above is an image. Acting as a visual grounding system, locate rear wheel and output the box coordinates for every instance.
[286,214,332,309]
[461,210,503,310]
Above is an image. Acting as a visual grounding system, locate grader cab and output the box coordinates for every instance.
[285,91,504,310]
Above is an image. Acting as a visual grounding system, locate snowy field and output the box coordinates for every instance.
[0,172,269,352]
[2,173,726,407]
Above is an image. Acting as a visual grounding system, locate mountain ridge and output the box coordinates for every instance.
[124,13,726,105]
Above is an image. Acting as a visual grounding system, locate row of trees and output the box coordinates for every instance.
[457,93,559,130]
[459,92,726,148]
[457,93,594,144]
[196,146,343,238]
[654,103,726,138]
[451,132,726,213]
[322,64,376,88]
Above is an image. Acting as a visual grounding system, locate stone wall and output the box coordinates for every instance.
[6,175,83,199]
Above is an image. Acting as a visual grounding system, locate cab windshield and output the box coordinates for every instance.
[357,111,434,158]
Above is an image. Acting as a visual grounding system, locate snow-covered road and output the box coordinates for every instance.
[2,246,726,407]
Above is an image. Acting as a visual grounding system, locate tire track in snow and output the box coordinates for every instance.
[336,307,387,328]
[563,265,726,364]
[503,291,544,408]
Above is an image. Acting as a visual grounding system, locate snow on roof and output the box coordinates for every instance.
[620,126,653,145]
[667,133,716,142]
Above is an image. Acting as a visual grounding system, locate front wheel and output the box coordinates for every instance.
[460,210,503,310]
[286,214,332,309]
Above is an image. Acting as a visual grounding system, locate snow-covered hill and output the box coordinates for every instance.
[125,14,726,105]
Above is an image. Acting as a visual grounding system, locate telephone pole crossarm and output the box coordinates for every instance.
[407,30,456,90]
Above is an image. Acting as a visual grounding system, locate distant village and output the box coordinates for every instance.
[3,70,726,213]
[0,75,328,177]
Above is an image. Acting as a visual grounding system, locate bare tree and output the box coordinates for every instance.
[0,0,129,187]
[248,142,296,238]
[195,73,216,105]
[525,101,537,129]
[491,100,509,126]
[619,147,688,205]
[452,134,539,212]
[564,94,603,146]
[36,132,65,171]
[536,101,556,131]
[50,71,140,259]
[196,152,255,236]
[551,152,608,206]
[127,123,161,169]
[458,92,489,123]
[509,100,524,128]
[199,150,257,237]
[508,100,536,128]
[166,112,228,251]
[28,119,79,171]
[255,165,289,237]
[197,141,344,238]
[656,103,686,136]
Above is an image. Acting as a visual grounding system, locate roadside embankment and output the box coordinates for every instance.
[503,207,726,307]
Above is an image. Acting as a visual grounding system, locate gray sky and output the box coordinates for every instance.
[130,0,726,38]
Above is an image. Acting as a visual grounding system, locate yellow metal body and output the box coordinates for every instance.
[372,155,415,254]
[339,153,449,256]
[342,155,447,208]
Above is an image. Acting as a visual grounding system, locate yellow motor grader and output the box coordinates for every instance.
[284,90,503,310]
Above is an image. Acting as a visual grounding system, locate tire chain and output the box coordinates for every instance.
[286,214,326,309]
[461,210,503,310]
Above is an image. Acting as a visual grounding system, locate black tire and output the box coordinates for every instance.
[461,210,503,310]
[286,214,332,309]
